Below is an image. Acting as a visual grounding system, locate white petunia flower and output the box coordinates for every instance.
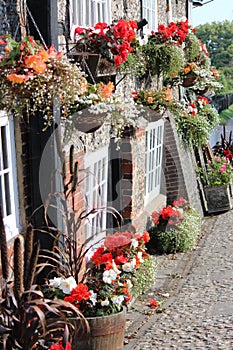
[101,298,110,306]
[103,269,117,284]
[60,276,77,294]
[137,251,144,263]
[48,277,63,288]
[130,238,138,249]
[122,262,134,273]
[89,290,97,305]
[126,279,133,290]
[111,295,125,306]
[111,260,121,275]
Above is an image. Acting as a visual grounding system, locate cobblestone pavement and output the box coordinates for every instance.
[124,210,233,349]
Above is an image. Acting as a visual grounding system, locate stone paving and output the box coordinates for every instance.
[124,210,233,349]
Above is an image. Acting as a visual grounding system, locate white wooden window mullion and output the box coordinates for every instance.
[145,120,164,205]
[0,112,20,240]
[72,0,111,26]
[84,146,108,244]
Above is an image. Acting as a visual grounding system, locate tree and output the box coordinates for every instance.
[196,21,233,94]
[196,20,233,69]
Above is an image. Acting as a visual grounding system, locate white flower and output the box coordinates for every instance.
[137,251,144,263]
[130,238,138,249]
[111,295,125,306]
[126,279,133,290]
[60,276,77,294]
[111,260,121,275]
[103,269,117,284]
[48,277,63,288]
[122,262,134,273]
[101,298,110,306]
[89,290,97,305]
[132,258,137,268]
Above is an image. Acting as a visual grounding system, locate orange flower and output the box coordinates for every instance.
[38,50,49,61]
[164,89,172,102]
[147,96,154,103]
[7,74,26,84]
[24,54,47,74]
[100,82,114,98]
[5,45,10,53]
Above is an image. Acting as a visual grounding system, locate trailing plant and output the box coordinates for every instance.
[183,31,201,61]
[143,40,184,79]
[131,256,157,299]
[174,96,220,148]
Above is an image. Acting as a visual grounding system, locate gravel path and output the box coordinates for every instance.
[125,210,233,349]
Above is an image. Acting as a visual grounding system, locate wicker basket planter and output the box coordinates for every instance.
[72,307,126,350]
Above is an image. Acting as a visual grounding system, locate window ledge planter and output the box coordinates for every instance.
[204,184,232,214]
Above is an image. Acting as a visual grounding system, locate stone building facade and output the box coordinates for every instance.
[0,0,203,248]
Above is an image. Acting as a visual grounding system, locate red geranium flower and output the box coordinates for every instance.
[149,298,159,308]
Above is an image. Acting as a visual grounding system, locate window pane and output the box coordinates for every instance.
[1,126,8,169]
[4,173,11,216]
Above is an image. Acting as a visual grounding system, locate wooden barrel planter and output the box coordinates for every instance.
[72,307,126,350]
[181,74,198,87]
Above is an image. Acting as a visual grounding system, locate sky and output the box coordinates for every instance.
[191,0,233,26]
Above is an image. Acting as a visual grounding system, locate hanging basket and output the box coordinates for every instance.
[195,87,209,95]
[73,108,107,133]
[71,307,126,350]
[71,52,101,78]
[181,74,198,87]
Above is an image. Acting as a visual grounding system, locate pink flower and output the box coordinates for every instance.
[220,165,226,173]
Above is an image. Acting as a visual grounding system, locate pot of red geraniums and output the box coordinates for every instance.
[71,19,138,76]
[44,230,150,350]
[146,197,202,254]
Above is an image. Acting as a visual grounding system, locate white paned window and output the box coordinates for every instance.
[142,0,158,31]
[84,146,108,242]
[72,0,111,26]
[145,120,164,205]
[0,112,20,240]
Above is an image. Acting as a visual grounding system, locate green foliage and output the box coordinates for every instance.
[175,104,220,148]
[218,67,233,94]
[184,32,201,61]
[143,39,184,78]
[219,104,233,125]
[196,20,233,69]
[132,256,157,298]
[148,209,202,254]
[196,21,233,94]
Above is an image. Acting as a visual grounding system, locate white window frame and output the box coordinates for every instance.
[72,0,111,26]
[84,146,108,244]
[142,0,158,31]
[144,120,164,205]
[0,111,20,240]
